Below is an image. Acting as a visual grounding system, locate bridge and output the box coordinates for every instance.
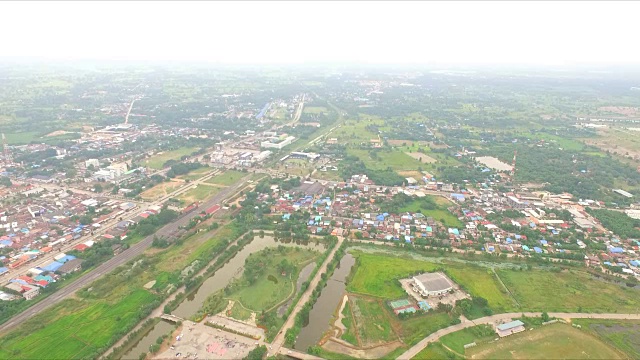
[160,314,184,323]
[277,347,324,360]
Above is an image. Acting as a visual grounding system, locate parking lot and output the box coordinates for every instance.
[154,320,258,360]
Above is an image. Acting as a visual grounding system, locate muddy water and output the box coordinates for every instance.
[121,320,175,359]
[294,253,355,352]
[277,262,316,317]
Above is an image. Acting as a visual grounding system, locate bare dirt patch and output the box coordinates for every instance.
[598,106,640,117]
[405,152,437,164]
[398,170,424,179]
[140,181,182,200]
[321,338,402,359]
[45,130,72,137]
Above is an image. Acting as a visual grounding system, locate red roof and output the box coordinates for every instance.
[40,246,53,253]
[36,280,49,287]
[205,204,221,215]
[74,244,89,252]
[18,275,35,284]
[139,212,150,219]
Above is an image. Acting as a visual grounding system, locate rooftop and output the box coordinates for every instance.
[414,272,453,292]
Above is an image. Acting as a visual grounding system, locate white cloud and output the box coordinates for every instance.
[0,1,638,65]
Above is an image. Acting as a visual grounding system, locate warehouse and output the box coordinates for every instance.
[412,272,454,297]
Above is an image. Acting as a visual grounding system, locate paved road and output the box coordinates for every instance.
[271,236,344,353]
[397,312,640,359]
[0,173,253,335]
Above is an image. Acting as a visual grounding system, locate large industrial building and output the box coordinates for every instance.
[412,272,454,297]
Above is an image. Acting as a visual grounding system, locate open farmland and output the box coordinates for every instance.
[205,170,246,186]
[303,106,328,114]
[146,147,199,169]
[177,166,211,181]
[467,323,624,359]
[497,269,640,313]
[573,319,640,359]
[139,181,182,200]
[175,184,220,204]
[347,148,425,172]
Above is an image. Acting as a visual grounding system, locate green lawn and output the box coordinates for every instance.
[573,319,640,359]
[412,342,461,360]
[0,290,157,359]
[229,302,252,321]
[466,323,624,359]
[205,170,246,186]
[227,247,319,312]
[348,148,425,171]
[439,325,495,354]
[398,312,455,346]
[351,296,396,346]
[177,166,211,181]
[4,132,40,144]
[498,269,640,313]
[303,106,328,114]
[146,147,199,169]
[340,299,358,345]
[446,266,515,313]
[347,251,437,298]
[175,184,220,204]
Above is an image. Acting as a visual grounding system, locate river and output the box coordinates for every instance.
[120,235,324,359]
[294,253,355,352]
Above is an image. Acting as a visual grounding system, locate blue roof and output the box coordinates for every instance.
[522,245,530,251]
[631,260,640,267]
[604,261,612,266]
[534,247,542,253]
[58,255,76,263]
[0,267,8,274]
[610,247,624,253]
[497,320,524,331]
[42,261,64,272]
[539,239,548,245]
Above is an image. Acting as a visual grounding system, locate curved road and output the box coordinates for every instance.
[397,312,640,360]
[0,174,252,335]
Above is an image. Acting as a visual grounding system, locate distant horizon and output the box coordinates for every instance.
[1,1,640,66]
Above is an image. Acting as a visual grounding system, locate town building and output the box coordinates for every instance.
[412,272,454,297]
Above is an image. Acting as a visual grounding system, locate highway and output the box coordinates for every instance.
[0,172,253,335]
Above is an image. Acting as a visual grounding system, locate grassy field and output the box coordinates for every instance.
[303,106,328,114]
[177,166,211,181]
[205,170,246,186]
[400,206,462,229]
[229,302,252,321]
[447,266,515,313]
[498,269,640,312]
[573,319,640,359]
[347,251,515,314]
[4,132,40,144]
[139,181,182,200]
[351,296,396,346]
[439,325,495,354]
[467,323,624,359]
[0,288,156,359]
[227,247,319,312]
[340,299,358,345]
[330,119,383,146]
[146,147,199,169]
[175,184,220,204]
[398,312,455,346]
[412,342,461,359]
[347,252,437,298]
[348,148,425,172]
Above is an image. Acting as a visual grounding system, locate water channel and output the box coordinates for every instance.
[294,253,355,352]
[121,235,325,359]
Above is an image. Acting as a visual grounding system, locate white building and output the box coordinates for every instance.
[412,272,454,297]
[261,136,295,149]
[85,159,100,168]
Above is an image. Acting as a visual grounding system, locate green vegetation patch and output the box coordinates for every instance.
[226,247,319,313]
[175,184,220,204]
[146,147,199,169]
[347,251,437,298]
[351,296,396,346]
[498,269,640,312]
[412,342,462,360]
[177,166,211,181]
[573,319,640,359]
[0,290,157,359]
[466,323,624,359]
[439,325,495,355]
[205,170,246,186]
[340,299,358,346]
[347,148,425,171]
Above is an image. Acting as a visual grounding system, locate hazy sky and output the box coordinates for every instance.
[1,1,639,65]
